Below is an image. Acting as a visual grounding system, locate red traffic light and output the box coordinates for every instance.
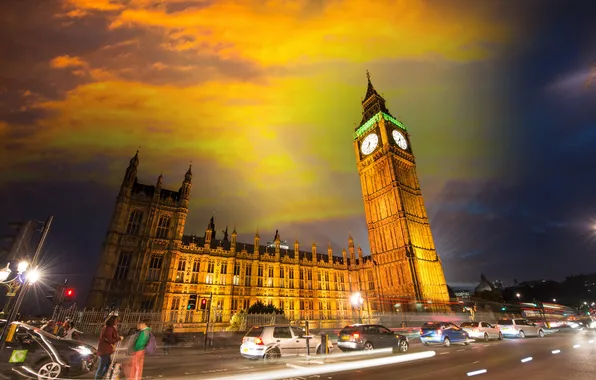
[64,288,75,297]
[201,299,206,305]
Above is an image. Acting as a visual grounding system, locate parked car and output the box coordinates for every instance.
[419,321,470,346]
[240,325,333,361]
[460,321,503,341]
[337,324,409,353]
[0,321,97,379]
[496,319,545,338]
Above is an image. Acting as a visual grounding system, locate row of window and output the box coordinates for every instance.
[126,210,171,239]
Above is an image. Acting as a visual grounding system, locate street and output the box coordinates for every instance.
[81,330,596,379]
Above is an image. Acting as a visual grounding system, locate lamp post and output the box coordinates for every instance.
[351,292,364,324]
[0,216,52,354]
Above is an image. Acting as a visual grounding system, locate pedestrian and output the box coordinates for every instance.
[95,315,123,380]
[163,325,175,354]
[64,321,83,340]
[40,320,55,334]
[126,319,152,380]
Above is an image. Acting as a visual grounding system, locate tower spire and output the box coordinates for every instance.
[359,71,393,127]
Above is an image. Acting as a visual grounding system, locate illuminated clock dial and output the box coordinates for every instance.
[392,129,408,150]
[361,133,379,155]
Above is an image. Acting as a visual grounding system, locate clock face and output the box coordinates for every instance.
[392,130,408,150]
[361,133,379,155]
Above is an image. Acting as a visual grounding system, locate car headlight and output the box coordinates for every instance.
[71,345,93,357]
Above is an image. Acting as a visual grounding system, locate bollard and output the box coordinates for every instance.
[305,320,311,357]
[320,333,329,356]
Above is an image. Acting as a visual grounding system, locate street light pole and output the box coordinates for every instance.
[0,216,52,353]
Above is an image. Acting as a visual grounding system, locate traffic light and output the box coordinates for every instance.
[46,280,68,305]
[64,288,75,299]
[187,294,197,310]
[200,298,207,310]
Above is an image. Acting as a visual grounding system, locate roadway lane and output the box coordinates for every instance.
[312,330,596,380]
[79,330,596,379]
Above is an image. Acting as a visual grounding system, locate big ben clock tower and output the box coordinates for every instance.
[354,71,449,309]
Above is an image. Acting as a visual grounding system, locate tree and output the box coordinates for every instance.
[247,301,283,315]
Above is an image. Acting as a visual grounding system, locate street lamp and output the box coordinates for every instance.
[516,293,521,299]
[351,292,364,323]
[553,299,557,303]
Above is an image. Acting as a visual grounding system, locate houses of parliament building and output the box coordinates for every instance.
[87,74,450,328]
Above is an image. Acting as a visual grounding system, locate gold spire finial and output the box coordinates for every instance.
[366,70,371,82]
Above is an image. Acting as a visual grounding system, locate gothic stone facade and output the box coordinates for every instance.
[87,75,449,326]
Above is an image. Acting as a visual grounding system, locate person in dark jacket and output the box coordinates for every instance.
[95,315,123,380]
[163,325,175,354]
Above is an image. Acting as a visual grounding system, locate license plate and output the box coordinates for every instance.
[340,335,350,341]
[242,348,249,353]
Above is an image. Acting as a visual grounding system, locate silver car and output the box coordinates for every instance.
[240,325,332,361]
[497,319,545,339]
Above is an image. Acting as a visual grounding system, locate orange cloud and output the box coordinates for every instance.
[50,55,89,69]
[65,0,510,66]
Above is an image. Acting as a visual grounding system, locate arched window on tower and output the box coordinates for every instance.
[126,210,143,236]
[156,215,171,239]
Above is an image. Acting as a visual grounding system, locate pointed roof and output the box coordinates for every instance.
[184,164,192,183]
[363,70,380,103]
[129,149,139,167]
[358,71,394,127]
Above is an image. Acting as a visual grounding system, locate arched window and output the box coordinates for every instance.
[126,210,143,235]
[156,215,171,239]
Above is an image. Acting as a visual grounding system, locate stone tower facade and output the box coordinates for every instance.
[353,71,450,310]
[87,151,192,310]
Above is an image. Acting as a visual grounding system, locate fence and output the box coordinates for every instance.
[51,306,166,335]
[51,306,526,335]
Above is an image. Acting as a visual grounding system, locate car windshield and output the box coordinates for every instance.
[461,322,479,327]
[245,327,264,337]
[497,320,513,325]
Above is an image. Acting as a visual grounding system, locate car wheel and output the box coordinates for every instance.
[538,329,545,338]
[518,331,525,339]
[484,333,489,342]
[36,361,62,380]
[263,348,281,363]
[498,332,503,340]
[443,337,451,347]
[393,339,409,354]
[363,341,374,351]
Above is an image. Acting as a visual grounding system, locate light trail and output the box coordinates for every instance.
[209,351,436,380]
[467,369,488,376]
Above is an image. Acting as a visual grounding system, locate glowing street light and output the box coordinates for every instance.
[0,264,11,282]
[17,261,29,273]
[553,299,557,303]
[26,269,41,284]
[516,293,521,299]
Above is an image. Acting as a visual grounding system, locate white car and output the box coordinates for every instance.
[460,321,502,341]
[497,318,545,339]
[240,325,333,361]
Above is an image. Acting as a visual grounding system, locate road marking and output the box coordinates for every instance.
[457,349,465,352]
[573,344,581,348]
[552,349,561,354]
[472,361,480,364]
[467,369,487,376]
[287,363,305,369]
[521,357,532,363]
[439,352,450,355]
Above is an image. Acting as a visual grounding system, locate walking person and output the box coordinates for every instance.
[127,319,152,380]
[162,325,175,354]
[95,315,123,380]
[64,321,83,340]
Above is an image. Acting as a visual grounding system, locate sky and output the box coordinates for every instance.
[0,0,595,308]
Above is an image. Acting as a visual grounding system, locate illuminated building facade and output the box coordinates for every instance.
[87,75,449,327]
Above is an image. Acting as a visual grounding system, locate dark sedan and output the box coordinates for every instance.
[337,324,409,353]
[0,321,97,379]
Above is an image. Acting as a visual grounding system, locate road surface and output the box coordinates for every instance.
[80,329,596,379]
